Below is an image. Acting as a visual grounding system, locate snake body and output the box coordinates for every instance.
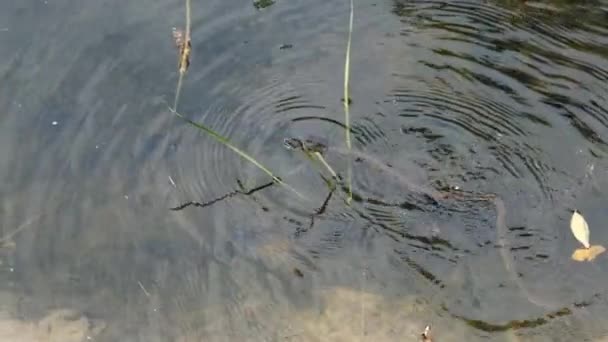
[284,137,559,311]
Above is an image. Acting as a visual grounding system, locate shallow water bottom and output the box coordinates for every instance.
[4,285,608,342]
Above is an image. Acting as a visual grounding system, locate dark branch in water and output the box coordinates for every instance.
[447,305,572,332]
[236,179,276,195]
[169,180,275,211]
[297,185,335,237]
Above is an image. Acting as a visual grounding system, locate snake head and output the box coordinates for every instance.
[283,137,305,150]
[283,136,328,155]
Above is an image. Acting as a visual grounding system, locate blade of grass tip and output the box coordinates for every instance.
[169,108,308,200]
[312,152,338,180]
[301,148,338,180]
[343,0,354,204]
[173,73,185,112]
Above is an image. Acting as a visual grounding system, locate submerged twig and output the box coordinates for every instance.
[343,0,354,204]
[297,177,336,236]
[170,179,275,211]
[138,281,151,297]
[0,214,44,247]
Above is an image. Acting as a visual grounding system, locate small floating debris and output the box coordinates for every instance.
[52,121,58,126]
[570,210,605,262]
[340,97,353,105]
[279,43,293,50]
[570,210,590,248]
[421,325,432,341]
[253,0,274,9]
[168,175,176,187]
[138,281,151,297]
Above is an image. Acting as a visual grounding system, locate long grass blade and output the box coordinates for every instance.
[343,0,354,204]
[173,73,185,112]
[313,152,338,180]
[169,108,307,200]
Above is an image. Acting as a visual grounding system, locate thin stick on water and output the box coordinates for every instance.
[0,213,45,247]
[138,281,151,297]
[168,175,177,188]
[343,0,354,204]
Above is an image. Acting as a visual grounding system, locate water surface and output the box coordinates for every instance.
[1,0,608,340]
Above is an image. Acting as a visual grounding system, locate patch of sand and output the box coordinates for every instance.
[174,286,457,342]
[0,309,105,342]
[293,287,427,341]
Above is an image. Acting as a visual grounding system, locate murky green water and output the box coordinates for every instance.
[1,0,608,341]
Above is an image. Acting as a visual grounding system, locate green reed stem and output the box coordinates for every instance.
[185,0,191,38]
[169,108,307,200]
[298,146,334,178]
[310,152,338,180]
[173,73,184,112]
[343,0,354,204]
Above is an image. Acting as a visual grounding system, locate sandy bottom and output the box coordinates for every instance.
[172,286,462,342]
[0,308,105,342]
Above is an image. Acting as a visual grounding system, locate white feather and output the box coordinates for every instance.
[570,210,590,249]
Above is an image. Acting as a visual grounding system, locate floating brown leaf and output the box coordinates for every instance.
[571,245,606,262]
[570,210,590,249]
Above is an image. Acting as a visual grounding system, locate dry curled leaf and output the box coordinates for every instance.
[572,245,606,262]
[570,210,590,249]
[421,325,432,342]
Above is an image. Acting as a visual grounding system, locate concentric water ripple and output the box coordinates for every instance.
[381,0,608,333]
[3,0,608,340]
